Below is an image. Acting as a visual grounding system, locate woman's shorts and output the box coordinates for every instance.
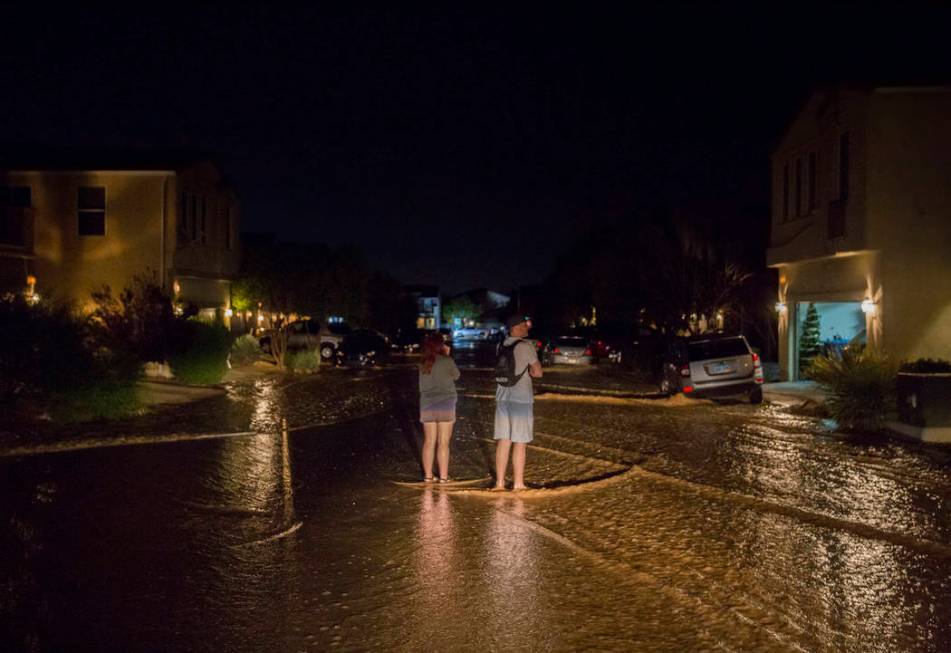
[420,397,457,423]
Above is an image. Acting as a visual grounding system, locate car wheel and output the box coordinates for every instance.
[320,344,336,361]
[659,378,675,395]
[749,387,763,404]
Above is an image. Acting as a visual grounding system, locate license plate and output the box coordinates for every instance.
[707,362,734,374]
[566,358,577,364]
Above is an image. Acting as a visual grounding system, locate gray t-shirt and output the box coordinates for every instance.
[419,356,461,408]
[495,337,538,404]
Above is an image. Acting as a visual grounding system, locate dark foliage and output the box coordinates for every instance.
[168,319,234,385]
[899,358,951,374]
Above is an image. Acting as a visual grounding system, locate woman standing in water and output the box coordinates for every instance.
[418,333,460,482]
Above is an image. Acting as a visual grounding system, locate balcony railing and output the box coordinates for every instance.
[0,207,35,252]
[828,199,847,239]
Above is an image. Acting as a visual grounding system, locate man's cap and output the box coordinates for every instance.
[505,314,532,329]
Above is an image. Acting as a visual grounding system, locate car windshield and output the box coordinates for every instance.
[687,337,749,361]
[327,323,350,335]
[555,337,587,347]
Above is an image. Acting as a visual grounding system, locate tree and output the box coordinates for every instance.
[442,296,479,325]
[798,302,822,375]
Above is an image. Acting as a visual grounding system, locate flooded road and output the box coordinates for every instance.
[3,366,951,651]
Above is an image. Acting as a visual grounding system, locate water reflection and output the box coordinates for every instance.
[412,489,458,600]
[483,497,545,650]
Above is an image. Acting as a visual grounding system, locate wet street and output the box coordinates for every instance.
[4,361,951,652]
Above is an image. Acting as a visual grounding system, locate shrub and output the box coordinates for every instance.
[0,296,142,421]
[230,334,262,367]
[168,319,233,385]
[0,296,94,399]
[88,271,175,363]
[899,358,951,374]
[284,349,320,373]
[809,349,898,432]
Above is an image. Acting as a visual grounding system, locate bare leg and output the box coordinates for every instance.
[421,422,437,480]
[436,421,453,480]
[512,442,528,490]
[494,439,512,489]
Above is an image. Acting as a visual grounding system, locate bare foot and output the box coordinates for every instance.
[512,484,528,491]
[490,485,506,492]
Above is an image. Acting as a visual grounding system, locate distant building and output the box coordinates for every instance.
[768,86,951,380]
[1,149,241,327]
[402,284,441,329]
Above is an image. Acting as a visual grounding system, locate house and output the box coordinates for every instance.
[402,285,441,329]
[0,149,241,327]
[768,87,951,380]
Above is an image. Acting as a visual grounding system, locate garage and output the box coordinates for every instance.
[795,301,866,376]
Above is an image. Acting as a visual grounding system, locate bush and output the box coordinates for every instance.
[0,296,142,421]
[284,349,320,373]
[0,296,90,400]
[88,271,175,363]
[168,319,233,385]
[230,334,262,367]
[809,349,898,432]
[899,358,951,374]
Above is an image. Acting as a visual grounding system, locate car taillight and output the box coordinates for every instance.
[752,352,761,366]
[584,348,592,356]
[680,364,691,377]
[553,347,561,354]
[683,385,694,393]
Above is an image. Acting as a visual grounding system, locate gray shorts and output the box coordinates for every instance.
[494,400,534,443]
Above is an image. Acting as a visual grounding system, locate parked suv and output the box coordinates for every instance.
[678,334,764,403]
[259,319,349,361]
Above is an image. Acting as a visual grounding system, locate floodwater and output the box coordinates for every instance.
[3,366,951,652]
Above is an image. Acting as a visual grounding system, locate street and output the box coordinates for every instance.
[3,364,951,652]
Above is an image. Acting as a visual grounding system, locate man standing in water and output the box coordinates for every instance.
[493,314,543,490]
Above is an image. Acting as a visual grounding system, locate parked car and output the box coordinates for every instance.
[677,334,764,403]
[259,319,349,362]
[542,336,593,366]
[391,327,426,353]
[453,326,488,340]
[337,328,390,366]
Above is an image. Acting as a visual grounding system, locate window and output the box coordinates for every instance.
[795,158,803,217]
[0,185,32,207]
[782,163,790,220]
[807,152,817,211]
[190,195,199,242]
[838,131,850,200]
[78,186,106,236]
[178,192,190,244]
[225,205,234,250]
[199,197,206,245]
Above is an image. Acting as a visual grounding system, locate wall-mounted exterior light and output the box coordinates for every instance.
[775,301,787,314]
[172,280,181,295]
[861,299,877,316]
[225,308,234,318]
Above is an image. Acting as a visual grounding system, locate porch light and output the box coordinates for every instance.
[26,274,36,287]
[861,299,877,316]
[775,301,787,314]
[225,308,234,317]
[173,280,181,295]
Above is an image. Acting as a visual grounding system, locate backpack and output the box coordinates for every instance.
[494,339,528,387]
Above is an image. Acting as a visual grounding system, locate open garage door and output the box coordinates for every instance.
[795,301,866,377]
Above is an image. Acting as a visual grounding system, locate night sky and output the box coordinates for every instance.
[3,5,950,294]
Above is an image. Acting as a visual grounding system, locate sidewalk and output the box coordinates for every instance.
[762,381,828,406]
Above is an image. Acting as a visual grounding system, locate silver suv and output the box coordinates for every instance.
[678,334,764,404]
[259,319,349,361]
